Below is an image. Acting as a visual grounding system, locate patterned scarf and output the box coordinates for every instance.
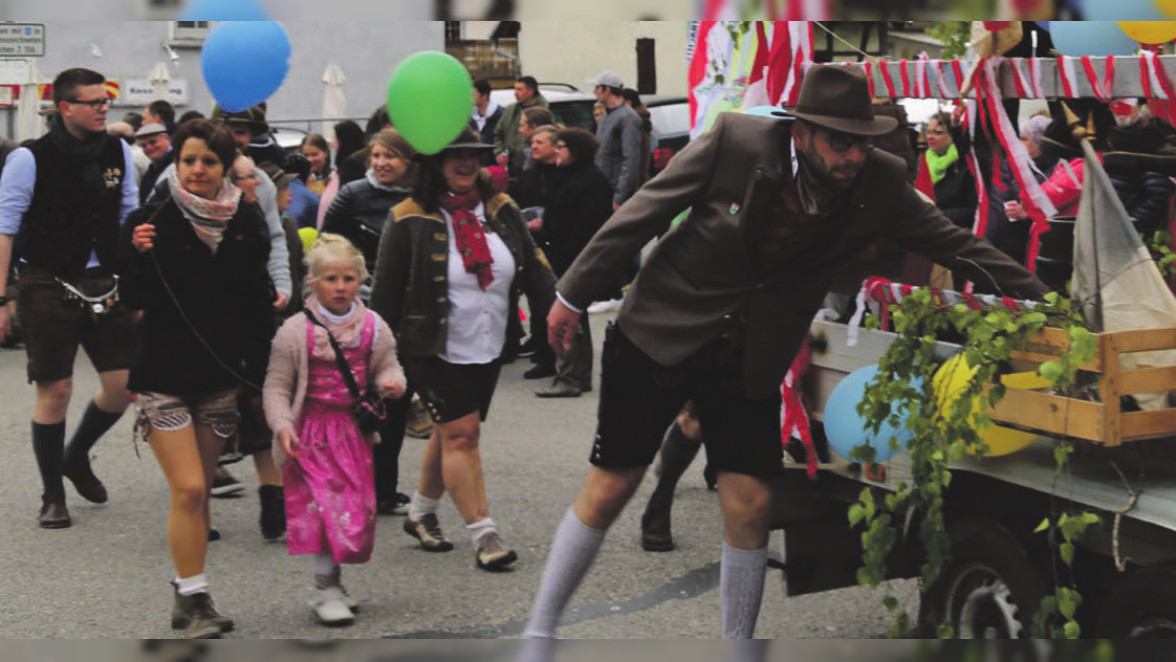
[306,296,368,360]
[439,189,494,291]
[166,167,241,254]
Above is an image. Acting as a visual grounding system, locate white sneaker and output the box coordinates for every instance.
[587,298,623,314]
[309,586,355,626]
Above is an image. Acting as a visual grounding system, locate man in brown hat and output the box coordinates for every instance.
[518,65,1049,649]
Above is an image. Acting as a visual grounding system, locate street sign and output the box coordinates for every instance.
[0,24,44,57]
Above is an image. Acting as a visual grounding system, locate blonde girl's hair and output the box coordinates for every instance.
[305,232,368,284]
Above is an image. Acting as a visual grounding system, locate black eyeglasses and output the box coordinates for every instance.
[824,130,876,153]
[66,97,111,109]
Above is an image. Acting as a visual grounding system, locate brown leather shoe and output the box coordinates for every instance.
[535,380,582,398]
[38,493,71,529]
[64,460,109,504]
[640,502,673,552]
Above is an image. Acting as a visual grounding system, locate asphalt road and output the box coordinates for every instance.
[0,310,919,641]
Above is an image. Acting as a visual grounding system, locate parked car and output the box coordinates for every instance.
[488,84,598,133]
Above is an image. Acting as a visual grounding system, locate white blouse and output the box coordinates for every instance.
[438,202,516,365]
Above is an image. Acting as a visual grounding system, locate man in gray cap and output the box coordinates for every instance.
[134,122,171,204]
[518,65,1049,655]
[590,70,644,209]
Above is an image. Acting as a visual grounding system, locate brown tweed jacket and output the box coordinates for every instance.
[559,112,1048,399]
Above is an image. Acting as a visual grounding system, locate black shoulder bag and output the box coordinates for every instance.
[306,312,388,434]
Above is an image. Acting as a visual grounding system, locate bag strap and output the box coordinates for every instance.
[306,311,364,401]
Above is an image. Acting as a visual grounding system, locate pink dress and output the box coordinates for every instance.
[284,311,378,563]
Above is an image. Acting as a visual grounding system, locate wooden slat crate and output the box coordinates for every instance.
[986,327,1176,447]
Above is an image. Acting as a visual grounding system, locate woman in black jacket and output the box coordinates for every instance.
[321,128,416,301]
[121,119,274,638]
[532,127,613,398]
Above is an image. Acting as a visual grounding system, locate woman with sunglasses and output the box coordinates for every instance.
[916,110,977,230]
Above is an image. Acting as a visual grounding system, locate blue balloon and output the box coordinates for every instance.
[201,21,291,113]
[1080,0,1166,20]
[1050,21,1140,56]
[181,0,268,20]
[1036,21,1050,33]
[823,365,917,463]
[742,105,789,119]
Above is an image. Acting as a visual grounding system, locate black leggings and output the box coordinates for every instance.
[373,387,412,502]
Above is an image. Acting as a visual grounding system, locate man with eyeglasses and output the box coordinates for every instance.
[0,67,139,529]
[519,65,1050,656]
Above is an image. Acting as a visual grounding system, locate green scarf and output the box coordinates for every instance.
[924,143,959,185]
[46,112,114,199]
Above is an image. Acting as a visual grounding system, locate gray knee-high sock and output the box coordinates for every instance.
[522,508,607,639]
[720,542,769,639]
[731,640,770,662]
[647,421,703,510]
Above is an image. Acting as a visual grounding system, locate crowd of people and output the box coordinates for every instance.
[6,58,1176,651]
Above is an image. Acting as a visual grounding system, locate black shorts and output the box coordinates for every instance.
[19,267,136,384]
[591,323,784,478]
[405,357,501,424]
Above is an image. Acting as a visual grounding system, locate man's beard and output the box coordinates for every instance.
[795,143,851,216]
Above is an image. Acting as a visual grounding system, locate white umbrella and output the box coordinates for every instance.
[321,64,347,138]
[149,61,170,102]
[16,60,45,142]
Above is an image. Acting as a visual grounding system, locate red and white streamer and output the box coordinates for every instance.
[1079,55,1115,102]
[1057,55,1080,99]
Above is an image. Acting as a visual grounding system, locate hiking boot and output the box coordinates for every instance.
[171,586,233,638]
[640,501,674,552]
[258,485,286,541]
[63,458,108,504]
[474,531,518,570]
[210,470,244,497]
[38,493,71,529]
[309,586,355,626]
[535,380,581,398]
[403,513,454,552]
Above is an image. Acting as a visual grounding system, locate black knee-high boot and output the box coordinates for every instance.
[640,420,703,551]
[62,401,121,503]
[32,420,70,528]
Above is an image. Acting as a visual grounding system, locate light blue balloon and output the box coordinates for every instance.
[1050,21,1140,56]
[201,21,291,113]
[823,365,917,463]
[1080,0,1166,21]
[742,105,789,119]
[181,0,268,21]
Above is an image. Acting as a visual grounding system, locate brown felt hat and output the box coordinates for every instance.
[784,65,898,136]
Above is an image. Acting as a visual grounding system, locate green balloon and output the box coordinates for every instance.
[386,52,473,155]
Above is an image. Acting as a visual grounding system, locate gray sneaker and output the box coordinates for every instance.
[403,513,454,552]
[475,531,518,571]
[309,586,355,626]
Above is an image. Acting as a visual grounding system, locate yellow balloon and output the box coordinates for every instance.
[297,227,318,255]
[1118,20,1176,45]
[1160,0,1176,19]
[932,355,1043,457]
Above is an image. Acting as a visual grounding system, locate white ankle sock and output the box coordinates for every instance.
[720,542,768,639]
[409,492,440,520]
[467,517,497,545]
[313,552,338,577]
[522,508,607,639]
[175,574,209,597]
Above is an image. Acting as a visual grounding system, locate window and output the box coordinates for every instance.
[169,21,213,47]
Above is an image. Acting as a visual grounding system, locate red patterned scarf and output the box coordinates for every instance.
[439,189,494,291]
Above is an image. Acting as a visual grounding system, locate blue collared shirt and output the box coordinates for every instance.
[0,140,139,267]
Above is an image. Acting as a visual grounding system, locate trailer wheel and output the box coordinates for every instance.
[1096,565,1176,638]
[918,517,1046,638]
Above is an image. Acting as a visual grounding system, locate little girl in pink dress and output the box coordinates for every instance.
[263,233,406,626]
